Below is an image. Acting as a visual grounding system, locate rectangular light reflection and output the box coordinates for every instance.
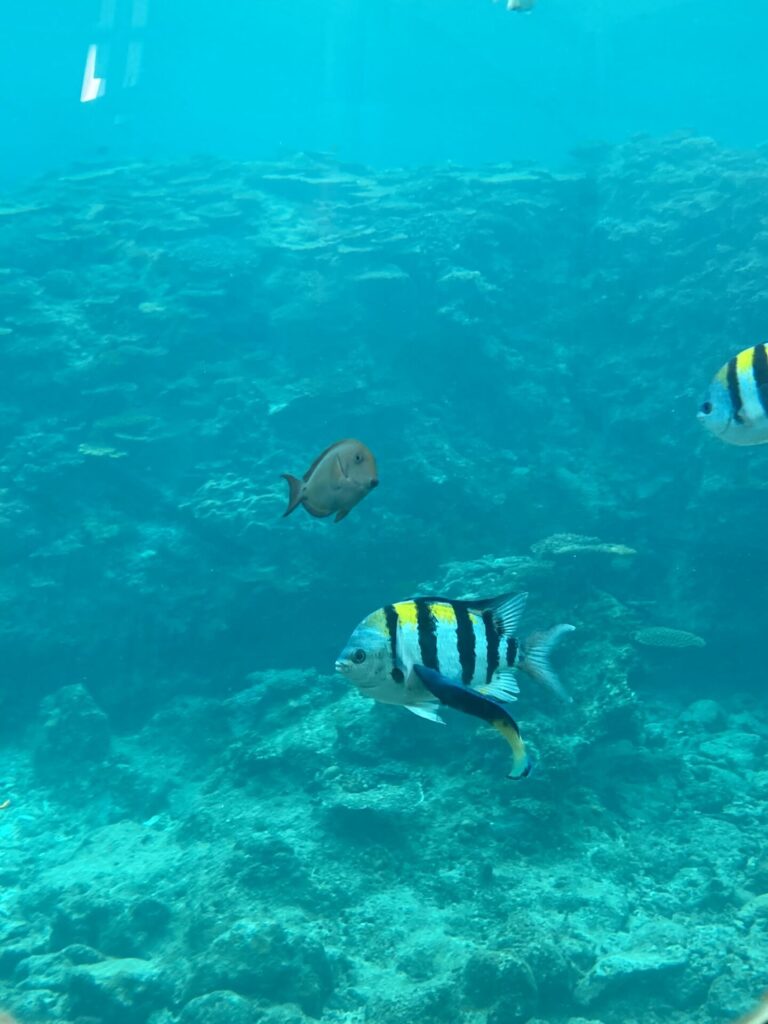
[80,44,106,103]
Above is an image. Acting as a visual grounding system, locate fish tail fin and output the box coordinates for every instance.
[281,474,304,517]
[520,624,575,703]
[414,665,532,778]
[492,719,533,780]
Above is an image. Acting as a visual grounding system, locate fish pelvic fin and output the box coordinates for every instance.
[520,624,576,703]
[334,509,349,523]
[281,474,304,517]
[404,703,445,724]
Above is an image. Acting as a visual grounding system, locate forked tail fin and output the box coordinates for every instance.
[281,474,303,517]
[520,624,575,703]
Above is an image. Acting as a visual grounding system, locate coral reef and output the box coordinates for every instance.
[0,135,767,1022]
[0,664,767,1024]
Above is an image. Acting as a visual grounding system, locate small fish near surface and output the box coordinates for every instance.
[335,591,574,779]
[496,0,537,11]
[698,344,768,445]
[281,439,378,522]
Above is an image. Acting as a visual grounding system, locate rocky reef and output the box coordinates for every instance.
[1,640,766,1024]
[0,135,767,1022]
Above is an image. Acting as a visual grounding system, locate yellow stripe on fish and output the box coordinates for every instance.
[392,601,419,628]
[365,608,389,637]
[735,346,767,425]
[428,602,457,625]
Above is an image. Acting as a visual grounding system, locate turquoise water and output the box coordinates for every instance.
[1,2,768,1023]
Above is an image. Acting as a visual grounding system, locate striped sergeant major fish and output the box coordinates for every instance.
[699,344,768,445]
[335,592,574,779]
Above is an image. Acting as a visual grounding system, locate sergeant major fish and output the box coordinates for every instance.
[698,344,768,445]
[281,439,378,522]
[335,591,574,779]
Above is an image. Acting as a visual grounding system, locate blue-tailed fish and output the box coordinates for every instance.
[699,344,768,445]
[281,439,378,522]
[335,592,574,779]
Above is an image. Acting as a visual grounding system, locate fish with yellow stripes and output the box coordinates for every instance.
[335,592,574,779]
[699,344,768,445]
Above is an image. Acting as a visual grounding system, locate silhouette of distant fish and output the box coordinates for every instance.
[281,439,378,523]
[496,0,537,11]
[699,344,768,445]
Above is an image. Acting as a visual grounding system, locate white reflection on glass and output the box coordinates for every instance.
[80,44,106,103]
[80,0,148,102]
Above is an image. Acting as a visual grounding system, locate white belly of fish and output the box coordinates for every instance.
[354,670,432,707]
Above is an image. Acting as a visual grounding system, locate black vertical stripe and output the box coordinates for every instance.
[483,610,500,684]
[726,356,745,423]
[416,599,439,671]
[753,344,768,417]
[453,602,476,685]
[384,604,404,683]
[505,635,518,667]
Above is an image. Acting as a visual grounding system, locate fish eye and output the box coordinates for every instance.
[354,453,363,463]
[700,401,713,415]
[352,648,366,664]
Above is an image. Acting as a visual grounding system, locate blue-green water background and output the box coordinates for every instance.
[4,0,768,179]
[4,0,767,705]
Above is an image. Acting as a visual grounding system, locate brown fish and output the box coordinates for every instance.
[281,439,378,523]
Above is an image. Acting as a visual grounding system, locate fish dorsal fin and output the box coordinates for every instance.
[469,592,527,638]
[416,591,527,637]
[491,592,527,636]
